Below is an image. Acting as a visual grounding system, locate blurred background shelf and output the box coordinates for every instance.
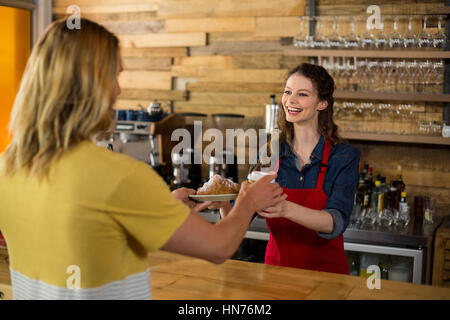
[334,91,450,102]
[284,48,450,59]
[341,132,450,145]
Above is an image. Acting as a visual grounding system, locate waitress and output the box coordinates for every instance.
[256,63,360,274]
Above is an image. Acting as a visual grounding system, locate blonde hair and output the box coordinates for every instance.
[1,18,120,179]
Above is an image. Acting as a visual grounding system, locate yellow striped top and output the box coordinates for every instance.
[0,140,189,299]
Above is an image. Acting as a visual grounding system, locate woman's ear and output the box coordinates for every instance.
[317,100,328,111]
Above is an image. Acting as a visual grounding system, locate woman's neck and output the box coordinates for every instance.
[292,121,321,154]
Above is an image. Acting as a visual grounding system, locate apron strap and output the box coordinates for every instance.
[316,139,332,190]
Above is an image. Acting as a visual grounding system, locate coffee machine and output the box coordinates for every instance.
[171,113,206,189]
[96,101,184,185]
[209,113,244,183]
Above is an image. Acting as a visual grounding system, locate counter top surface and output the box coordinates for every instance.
[1,249,450,299]
[148,250,450,300]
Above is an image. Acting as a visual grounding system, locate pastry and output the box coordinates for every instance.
[197,174,240,195]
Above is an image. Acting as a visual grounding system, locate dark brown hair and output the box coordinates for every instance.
[277,63,342,146]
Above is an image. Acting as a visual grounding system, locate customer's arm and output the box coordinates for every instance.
[162,174,286,264]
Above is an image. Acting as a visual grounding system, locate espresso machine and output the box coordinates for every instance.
[209,113,244,183]
[171,113,206,189]
[97,101,184,185]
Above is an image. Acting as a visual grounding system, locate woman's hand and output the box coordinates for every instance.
[171,187,212,212]
[236,173,287,213]
[257,200,289,219]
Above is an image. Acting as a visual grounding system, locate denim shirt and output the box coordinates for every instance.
[276,135,360,240]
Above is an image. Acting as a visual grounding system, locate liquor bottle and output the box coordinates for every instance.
[355,173,366,207]
[371,180,384,213]
[397,191,410,229]
[380,177,388,208]
[366,167,373,188]
[386,181,398,211]
[395,166,406,210]
[362,163,369,180]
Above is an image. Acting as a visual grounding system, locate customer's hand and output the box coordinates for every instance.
[236,173,286,213]
[171,188,212,212]
[207,201,233,218]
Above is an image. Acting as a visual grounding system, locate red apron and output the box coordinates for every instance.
[265,139,349,275]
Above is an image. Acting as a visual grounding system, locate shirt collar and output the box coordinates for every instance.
[280,135,325,162]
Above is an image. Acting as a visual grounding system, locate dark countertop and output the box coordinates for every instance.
[199,210,442,249]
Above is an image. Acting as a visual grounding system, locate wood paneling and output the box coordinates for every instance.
[190,40,286,55]
[118,71,172,90]
[54,11,157,22]
[118,33,207,48]
[209,32,280,43]
[187,82,284,93]
[174,55,233,68]
[254,17,301,38]
[173,103,265,118]
[158,0,304,19]
[172,66,288,83]
[53,3,158,14]
[122,57,172,71]
[165,17,255,33]
[231,54,306,69]
[186,92,283,106]
[100,20,165,34]
[119,89,187,101]
[121,47,188,58]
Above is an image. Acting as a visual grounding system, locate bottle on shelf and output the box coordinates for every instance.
[397,191,410,229]
[366,167,374,190]
[380,176,389,208]
[355,173,366,207]
[386,181,398,211]
[362,163,369,179]
[371,180,384,214]
[395,165,406,210]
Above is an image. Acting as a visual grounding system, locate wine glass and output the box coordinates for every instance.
[431,61,444,94]
[418,15,432,49]
[343,16,360,49]
[432,15,447,50]
[395,60,407,93]
[313,17,327,49]
[389,16,402,49]
[374,16,388,49]
[327,16,344,49]
[360,18,375,49]
[348,57,359,91]
[293,16,311,49]
[403,15,417,49]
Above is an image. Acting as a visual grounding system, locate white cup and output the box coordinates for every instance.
[247,171,276,183]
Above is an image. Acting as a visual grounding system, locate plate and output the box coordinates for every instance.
[189,194,238,202]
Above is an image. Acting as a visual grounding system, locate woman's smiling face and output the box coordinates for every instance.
[281,73,327,124]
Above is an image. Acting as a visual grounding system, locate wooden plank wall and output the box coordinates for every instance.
[52,0,449,213]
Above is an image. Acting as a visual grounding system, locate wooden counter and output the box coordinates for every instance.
[1,249,450,299]
[148,250,450,300]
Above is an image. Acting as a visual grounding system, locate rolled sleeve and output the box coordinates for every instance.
[319,147,360,239]
[318,208,345,240]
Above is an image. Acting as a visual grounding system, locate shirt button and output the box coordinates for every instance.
[299,176,304,181]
